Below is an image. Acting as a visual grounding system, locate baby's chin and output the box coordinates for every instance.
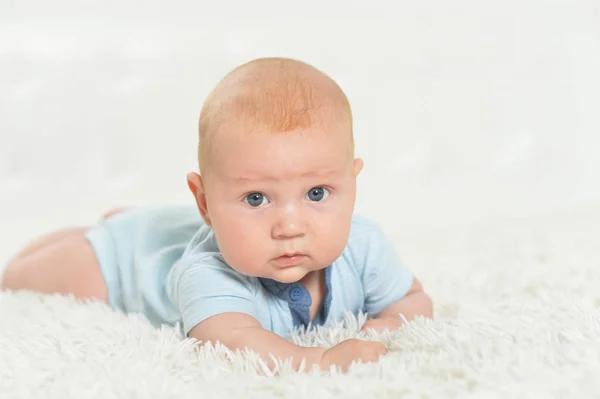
[226,258,330,283]
[263,264,327,284]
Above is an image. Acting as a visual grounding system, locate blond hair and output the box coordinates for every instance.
[197,57,353,173]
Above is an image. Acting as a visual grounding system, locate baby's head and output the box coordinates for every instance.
[187,57,363,283]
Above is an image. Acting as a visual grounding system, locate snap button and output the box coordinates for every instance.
[289,286,303,301]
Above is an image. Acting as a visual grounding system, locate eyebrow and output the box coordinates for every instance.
[233,168,344,183]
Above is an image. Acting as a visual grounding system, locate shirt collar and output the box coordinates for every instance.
[258,266,333,306]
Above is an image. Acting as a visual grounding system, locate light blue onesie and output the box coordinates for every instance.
[85,205,414,338]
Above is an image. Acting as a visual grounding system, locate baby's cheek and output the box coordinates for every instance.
[217,223,267,274]
[313,219,349,262]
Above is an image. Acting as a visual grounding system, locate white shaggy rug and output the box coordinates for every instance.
[1,206,600,398]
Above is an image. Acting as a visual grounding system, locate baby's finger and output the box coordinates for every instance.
[375,343,388,356]
[361,321,378,331]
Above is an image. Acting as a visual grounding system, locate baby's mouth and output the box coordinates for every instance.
[272,253,307,267]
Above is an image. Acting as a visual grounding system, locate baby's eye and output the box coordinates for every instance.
[244,192,269,207]
[305,187,330,202]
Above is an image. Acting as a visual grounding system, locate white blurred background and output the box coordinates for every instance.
[1,0,599,266]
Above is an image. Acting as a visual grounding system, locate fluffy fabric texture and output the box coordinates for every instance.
[1,208,599,398]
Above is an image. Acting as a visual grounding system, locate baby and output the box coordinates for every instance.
[1,57,433,372]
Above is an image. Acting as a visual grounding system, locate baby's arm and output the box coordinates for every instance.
[374,277,432,319]
[357,219,433,333]
[361,278,432,332]
[172,250,387,372]
[190,312,324,370]
[190,312,387,372]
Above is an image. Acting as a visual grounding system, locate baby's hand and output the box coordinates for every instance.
[101,207,129,220]
[361,316,404,333]
[319,339,387,372]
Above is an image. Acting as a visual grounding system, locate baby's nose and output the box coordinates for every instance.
[272,205,306,239]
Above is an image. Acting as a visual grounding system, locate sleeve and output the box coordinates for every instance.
[357,220,414,316]
[167,254,259,336]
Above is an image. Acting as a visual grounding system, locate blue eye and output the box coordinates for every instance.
[244,192,269,207]
[305,187,330,202]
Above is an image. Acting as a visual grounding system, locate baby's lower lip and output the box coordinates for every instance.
[273,254,307,267]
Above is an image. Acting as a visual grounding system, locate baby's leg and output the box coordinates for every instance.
[7,227,88,262]
[1,227,108,303]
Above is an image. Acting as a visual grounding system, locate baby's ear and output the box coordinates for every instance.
[353,158,364,177]
[186,172,212,227]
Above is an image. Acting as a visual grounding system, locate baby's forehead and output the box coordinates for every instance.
[208,127,352,179]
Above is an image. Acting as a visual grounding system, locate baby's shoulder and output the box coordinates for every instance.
[347,214,387,244]
[167,225,259,292]
[339,214,395,274]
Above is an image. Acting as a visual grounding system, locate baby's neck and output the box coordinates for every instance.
[298,269,324,290]
[299,269,327,321]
